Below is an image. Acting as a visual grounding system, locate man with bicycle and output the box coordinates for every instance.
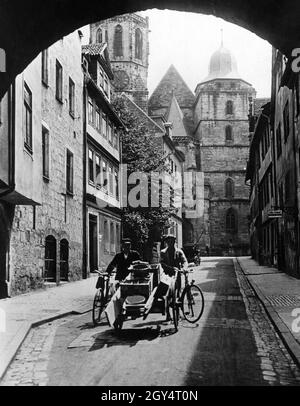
[105,238,140,328]
[143,232,188,321]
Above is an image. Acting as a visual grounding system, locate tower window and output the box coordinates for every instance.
[96,28,102,43]
[226,100,233,115]
[226,208,237,233]
[225,125,233,142]
[225,178,234,198]
[135,28,143,59]
[114,25,123,57]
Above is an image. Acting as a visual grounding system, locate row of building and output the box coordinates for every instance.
[1,10,283,298]
[0,13,187,298]
[246,49,300,278]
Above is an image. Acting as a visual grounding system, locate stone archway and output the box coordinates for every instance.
[0,1,300,98]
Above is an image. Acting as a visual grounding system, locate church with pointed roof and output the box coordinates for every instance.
[149,43,256,256]
[91,14,256,256]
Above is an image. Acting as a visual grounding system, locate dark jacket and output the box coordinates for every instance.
[160,246,188,276]
[106,250,141,280]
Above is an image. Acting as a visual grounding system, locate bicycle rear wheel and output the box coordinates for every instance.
[92,288,104,326]
[182,284,204,323]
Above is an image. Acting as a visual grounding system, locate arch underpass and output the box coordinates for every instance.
[0,0,299,97]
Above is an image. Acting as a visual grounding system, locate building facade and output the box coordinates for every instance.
[90,13,149,112]
[82,43,124,273]
[246,48,300,279]
[246,102,277,266]
[0,31,84,297]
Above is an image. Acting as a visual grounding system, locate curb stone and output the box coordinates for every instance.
[236,258,300,369]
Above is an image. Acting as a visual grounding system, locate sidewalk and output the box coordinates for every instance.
[0,275,97,380]
[237,257,300,367]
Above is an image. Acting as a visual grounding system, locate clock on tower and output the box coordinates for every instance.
[113,70,130,91]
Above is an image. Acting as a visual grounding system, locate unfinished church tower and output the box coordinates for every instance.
[90,13,149,111]
[194,44,256,255]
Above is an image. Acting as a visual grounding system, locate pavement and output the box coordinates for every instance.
[237,257,300,367]
[1,257,300,385]
[0,275,98,380]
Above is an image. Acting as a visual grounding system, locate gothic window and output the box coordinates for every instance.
[226,208,237,234]
[225,125,233,142]
[114,25,123,57]
[226,100,233,115]
[225,178,234,198]
[96,28,102,43]
[135,28,143,59]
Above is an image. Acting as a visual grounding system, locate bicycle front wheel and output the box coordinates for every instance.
[92,288,104,326]
[182,284,204,323]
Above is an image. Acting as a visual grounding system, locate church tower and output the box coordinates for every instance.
[194,42,256,255]
[90,13,149,111]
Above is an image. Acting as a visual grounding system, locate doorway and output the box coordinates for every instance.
[89,215,98,273]
[60,239,69,281]
[45,235,56,282]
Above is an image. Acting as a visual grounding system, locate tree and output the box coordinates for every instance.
[113,96,176,256]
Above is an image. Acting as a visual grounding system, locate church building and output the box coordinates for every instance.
[91,13,256,256]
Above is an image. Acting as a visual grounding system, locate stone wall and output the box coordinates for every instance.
[8,31,84,296]
[209,201,250,255]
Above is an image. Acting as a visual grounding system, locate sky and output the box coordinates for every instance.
[81,9,272,98]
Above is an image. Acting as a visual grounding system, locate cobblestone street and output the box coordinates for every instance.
[1,258,300,386]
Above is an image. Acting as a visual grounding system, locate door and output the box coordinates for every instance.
[89,215,98,272]
[45,236,56,282]
[60,239,69,281]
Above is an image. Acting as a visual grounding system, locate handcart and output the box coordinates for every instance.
[112,260,179,331]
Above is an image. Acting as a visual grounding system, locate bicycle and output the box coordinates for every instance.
[92,270,113,326]
[170,267,205,328]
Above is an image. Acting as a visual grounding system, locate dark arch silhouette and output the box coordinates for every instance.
[0,1,300,98]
